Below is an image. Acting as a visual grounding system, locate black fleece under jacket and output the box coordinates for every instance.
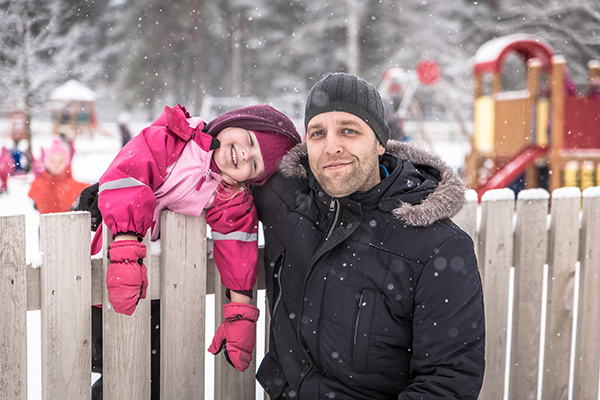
[254,140,485,400]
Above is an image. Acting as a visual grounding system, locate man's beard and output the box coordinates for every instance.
[311,156,379,198]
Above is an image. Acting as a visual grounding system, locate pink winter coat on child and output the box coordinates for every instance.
[95,105,259,295]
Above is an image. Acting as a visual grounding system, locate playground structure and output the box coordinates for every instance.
[50,79,101,138]
[466,34,600,197]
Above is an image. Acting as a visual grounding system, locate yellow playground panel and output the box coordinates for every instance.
[466,34,600,195]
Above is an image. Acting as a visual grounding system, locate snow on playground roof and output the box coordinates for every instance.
[473,33,555,75]
[50,79,96,102]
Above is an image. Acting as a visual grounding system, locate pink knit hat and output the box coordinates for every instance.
[44,137,70,166]
[253,131,296,184]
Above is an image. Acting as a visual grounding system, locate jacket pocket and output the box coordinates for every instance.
[352,289,376,373]
[256,351,289,399]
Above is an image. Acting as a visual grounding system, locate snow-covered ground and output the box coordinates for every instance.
[0,117,470,399]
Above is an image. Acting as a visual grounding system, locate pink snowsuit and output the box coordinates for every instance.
[95,105,259,294]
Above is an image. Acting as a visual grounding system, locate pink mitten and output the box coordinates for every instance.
[106,240,148,316]
[208,302,260,371]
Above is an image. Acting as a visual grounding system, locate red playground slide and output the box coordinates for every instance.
[475,145,549,198]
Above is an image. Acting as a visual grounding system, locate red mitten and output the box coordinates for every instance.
[106,240,148,316]
[208,302,260,372]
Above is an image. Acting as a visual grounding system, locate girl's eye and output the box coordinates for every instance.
[249,133,254,147]
[253,160,257,171]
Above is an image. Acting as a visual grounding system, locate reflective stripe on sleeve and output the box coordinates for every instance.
[99,177,150,192]
[212,231,258,242]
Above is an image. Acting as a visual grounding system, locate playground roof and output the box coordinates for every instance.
[473,34,555,75]
[50,80,96,102]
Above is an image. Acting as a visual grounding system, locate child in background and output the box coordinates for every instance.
[28,137,88,213]
[0,147,13,193]
[86,103,300,398]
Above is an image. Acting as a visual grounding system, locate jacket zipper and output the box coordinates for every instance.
[271,255,284,317]
[325,198,339,240]
[353,290,365,351]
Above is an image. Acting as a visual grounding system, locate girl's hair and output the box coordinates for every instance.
[215,179,251,204]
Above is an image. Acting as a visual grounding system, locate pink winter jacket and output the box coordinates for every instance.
[95,105,258,294]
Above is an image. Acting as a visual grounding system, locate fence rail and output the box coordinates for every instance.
[1,187,600,399]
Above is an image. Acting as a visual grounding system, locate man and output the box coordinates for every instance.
[253,72,485,399]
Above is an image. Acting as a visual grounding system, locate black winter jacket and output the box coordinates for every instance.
[254,141,485,400]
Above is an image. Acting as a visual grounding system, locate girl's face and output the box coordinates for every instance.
[47,153,67,176]
[213,127,265,184]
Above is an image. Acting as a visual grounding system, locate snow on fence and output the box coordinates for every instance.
[1,187,600,400]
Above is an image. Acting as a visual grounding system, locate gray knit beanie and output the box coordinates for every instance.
[304,72,389,146]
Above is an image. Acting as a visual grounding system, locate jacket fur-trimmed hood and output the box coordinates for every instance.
[278,140,465,227]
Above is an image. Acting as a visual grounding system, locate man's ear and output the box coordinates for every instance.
[377,142,385,155]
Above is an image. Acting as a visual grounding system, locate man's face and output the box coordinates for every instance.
[306,111,385,197]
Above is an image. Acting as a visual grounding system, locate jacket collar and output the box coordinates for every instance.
[279,140,466,227]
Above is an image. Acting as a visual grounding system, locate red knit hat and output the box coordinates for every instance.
[253,130,296,184]
[203,104,301,186]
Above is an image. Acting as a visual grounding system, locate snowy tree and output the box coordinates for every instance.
[114,0,213,118]
[0,0,112,163]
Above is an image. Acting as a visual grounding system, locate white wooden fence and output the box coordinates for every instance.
[1,186,600,399]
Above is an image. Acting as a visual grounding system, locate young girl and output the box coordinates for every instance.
[28,137,88,213]
[91,104,300,377]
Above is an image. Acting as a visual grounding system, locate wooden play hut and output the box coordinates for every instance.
[50,80,98,138]
[466,33,600,196]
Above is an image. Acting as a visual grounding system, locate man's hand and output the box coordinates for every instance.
[106,240,148,316]
[208,302,260,371]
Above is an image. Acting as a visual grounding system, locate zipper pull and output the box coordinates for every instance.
[196,168,211,190]
[329,198,335,212]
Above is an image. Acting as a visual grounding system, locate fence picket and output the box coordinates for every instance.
[542,187,581,400]
[452,188,479,245]
[0,215,27,400]
[159,211,207,399]
[478,189,515,400]
[39,211,91,399]
[573,188,600,400]
[102,226,152,399]
[213,264,258,399]
[510,189,550,399]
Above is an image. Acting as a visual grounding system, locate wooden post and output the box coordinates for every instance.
[478,188,515,400]
[40,212,91,399]
[525,59,542,189]
[103,226,152,399]
[573,188,600,399]
[549,56,566,192]
[213,263,258,399]
[0,215,27,400]
[159,211,207,399]
[509,189,550,399]
[492,72,502,95]
[588,60,600,81]
[542,187,581,400]
[474,73,483,99]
